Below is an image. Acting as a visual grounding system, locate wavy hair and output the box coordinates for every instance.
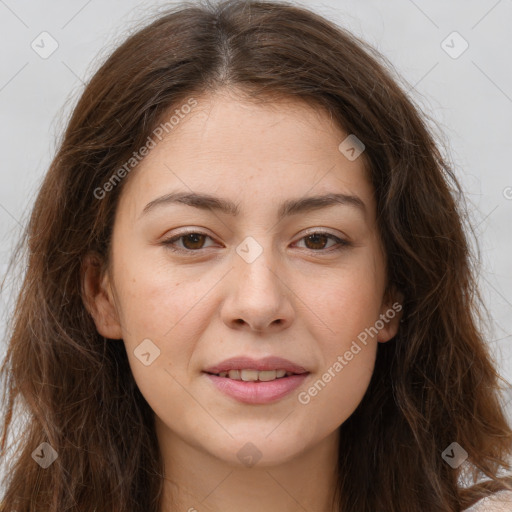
[1,0,511,510]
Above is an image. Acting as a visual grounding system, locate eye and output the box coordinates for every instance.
[293,231,350,252]
[161,231,216,253]
[161,230,350,254]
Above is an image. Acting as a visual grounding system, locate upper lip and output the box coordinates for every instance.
[203,356,309,375]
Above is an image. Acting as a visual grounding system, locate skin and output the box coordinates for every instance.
[83,88,401,512]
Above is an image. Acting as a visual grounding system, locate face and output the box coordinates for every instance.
[84,89,400,468]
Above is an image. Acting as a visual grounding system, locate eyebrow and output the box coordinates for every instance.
[139,191,366,221]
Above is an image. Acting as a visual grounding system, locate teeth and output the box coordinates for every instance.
[254,370,276,382]
[215,369,294,381]
[228,370,240,380]
[241,369,260,381]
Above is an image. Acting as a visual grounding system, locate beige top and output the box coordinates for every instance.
[464,490,512,511]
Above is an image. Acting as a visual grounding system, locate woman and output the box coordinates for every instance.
[1,0,511,510]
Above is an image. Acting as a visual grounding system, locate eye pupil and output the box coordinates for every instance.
[305,234,328,250]
[183,233,205,249]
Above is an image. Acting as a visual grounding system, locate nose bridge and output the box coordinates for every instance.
[235,234,280,292]
[223,234,292,331]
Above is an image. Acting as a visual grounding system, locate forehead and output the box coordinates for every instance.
[118,91,374,218]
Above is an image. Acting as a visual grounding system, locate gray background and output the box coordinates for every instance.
[0,0,511,468]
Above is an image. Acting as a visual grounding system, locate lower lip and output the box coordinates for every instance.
[204,372,309,404]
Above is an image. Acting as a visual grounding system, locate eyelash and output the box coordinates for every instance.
[161,230,351,255]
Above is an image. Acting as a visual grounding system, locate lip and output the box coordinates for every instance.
[204,373,309,404]
[203,356,308,375]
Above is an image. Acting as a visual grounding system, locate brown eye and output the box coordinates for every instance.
[180,233,208,250]
[303,233,331,250]
[162,230,350,255]
[295,232,349,252]
[162,232,215,253]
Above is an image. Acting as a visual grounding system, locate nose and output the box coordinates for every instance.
[220,240,294,333]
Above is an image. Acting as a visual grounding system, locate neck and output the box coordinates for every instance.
[156,417,340,512]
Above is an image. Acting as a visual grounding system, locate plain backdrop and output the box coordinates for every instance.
[0,0,511,475]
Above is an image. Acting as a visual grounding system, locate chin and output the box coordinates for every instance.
[204,433,308,468]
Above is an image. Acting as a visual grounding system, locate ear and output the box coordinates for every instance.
[377,286,404,343]
[81,252,123,340]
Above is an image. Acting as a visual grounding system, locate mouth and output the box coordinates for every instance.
[202,356,310,404]
[202,368,310,404]
[203,369,300,382]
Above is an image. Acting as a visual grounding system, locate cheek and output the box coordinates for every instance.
[295,335,377,440]
[110,263,210,397]
[114,265,209,414]
[114,251,212,340]
[298,314,378,433]
[305,253,384,341]
[294,251,382,419]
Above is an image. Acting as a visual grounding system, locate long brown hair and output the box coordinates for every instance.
[1,1,511,510]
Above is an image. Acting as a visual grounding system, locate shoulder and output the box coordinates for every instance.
[464,490,512,511]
